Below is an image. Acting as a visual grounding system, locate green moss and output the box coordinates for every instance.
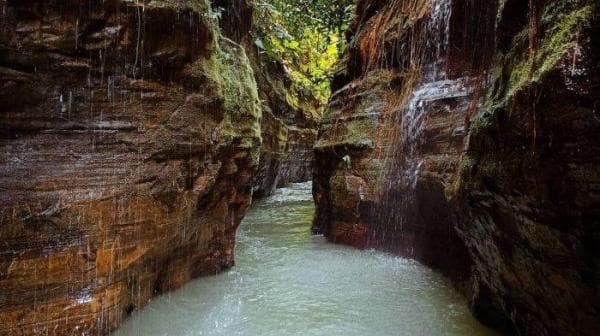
[504,2,594,99]
[276,125,289,144]
[315,71,397,150]
[469,1,594,141]
[143,0,210,12]
[315,116,376,150]
[201,37,263,150]
[536,5,593,76]
[145,0,261,152]
[469,100,502,138]
[283,86,300,111]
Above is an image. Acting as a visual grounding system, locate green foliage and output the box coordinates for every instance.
[253,0,355,104]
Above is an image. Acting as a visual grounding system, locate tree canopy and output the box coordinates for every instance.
[253,0,355,104]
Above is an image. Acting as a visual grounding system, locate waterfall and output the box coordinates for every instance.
[401,78,468,186]
[400,0,469,181]
[424,0,453,80]
[374,0,471,251]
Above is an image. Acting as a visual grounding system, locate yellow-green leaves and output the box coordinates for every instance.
[253,0,355,105]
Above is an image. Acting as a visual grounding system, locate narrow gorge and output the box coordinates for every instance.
[0,0,598,335]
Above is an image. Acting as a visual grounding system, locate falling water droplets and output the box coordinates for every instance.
[107,76,113,101]
[376,0,475,247]
[99,50,105,84]
[74,18,79,49]
[402,0,469,159]
[2,3,6,32]
[68,90,73,119]
[424,0,453,80]
[59,93,67,114]
[111,183,496,336]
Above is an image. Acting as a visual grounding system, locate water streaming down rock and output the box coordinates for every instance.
[0,0,322,334]
[380,0,472,244]
[314,0,473,261]
[394,77,469,194]
[423,0,452,80]
[1,0,598,334]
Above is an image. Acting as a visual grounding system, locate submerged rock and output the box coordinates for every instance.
[313,0,600,335]
[0,0,261,334]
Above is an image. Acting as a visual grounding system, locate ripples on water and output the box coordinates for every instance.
[113,182,498,336]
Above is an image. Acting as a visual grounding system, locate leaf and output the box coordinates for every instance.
[285,40,300,50]
[256,2,280,14]
[254,38,266,50]
[273,26,294,40]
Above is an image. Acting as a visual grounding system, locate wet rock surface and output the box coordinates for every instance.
[313,0,600,335]
[211,0,319,198]
[0,0,262,334]
[248,42,319,198]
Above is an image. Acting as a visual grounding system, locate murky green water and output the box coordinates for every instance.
[113,182,498,336]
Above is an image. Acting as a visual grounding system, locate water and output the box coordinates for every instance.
[401,0,470,152]
[380,0,469,187]
[402,78,469,151]
[424,0,453,80]
[113,182,498,336]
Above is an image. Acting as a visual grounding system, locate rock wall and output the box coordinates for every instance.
[248,32,319,198]
[0,0,262,334]
[313,0,600,335]
[212,0,319,198]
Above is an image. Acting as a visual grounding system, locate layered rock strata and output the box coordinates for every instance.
[0,0,261,334]
[313,0,600,334]
[248,36,320,197]
[212,0,319,197]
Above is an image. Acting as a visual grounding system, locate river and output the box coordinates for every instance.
[113,182,498,336]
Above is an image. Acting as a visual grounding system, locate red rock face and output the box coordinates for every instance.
[0,0,262,334]
[314,0,600,334]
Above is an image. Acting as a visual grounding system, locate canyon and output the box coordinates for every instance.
[0,0,598,335]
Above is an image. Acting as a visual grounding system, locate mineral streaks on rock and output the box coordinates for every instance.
[0,0,261,334]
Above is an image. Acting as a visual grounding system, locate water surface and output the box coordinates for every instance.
[113,182,498,336]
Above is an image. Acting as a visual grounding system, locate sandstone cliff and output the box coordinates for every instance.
[313,0,599,334]
[0,0,261,334]
[212,0,319,198]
